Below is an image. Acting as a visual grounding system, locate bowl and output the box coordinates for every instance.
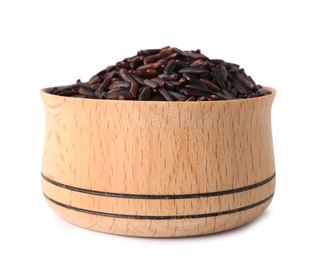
[40,86,276,237]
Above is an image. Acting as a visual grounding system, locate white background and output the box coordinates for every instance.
[1,0,319,259]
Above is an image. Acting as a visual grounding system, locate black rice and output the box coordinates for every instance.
[49,46,271,101]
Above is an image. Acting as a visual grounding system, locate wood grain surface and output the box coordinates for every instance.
[41,87,276,237]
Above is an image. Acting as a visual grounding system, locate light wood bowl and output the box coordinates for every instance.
[40,87,276,237]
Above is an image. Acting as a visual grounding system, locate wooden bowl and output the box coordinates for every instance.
[40,87,276,237]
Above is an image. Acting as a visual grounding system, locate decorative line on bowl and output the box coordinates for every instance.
[43,193,274,220]
[41,172,275,200]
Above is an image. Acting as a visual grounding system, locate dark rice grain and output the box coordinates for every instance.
[50,47,271,101]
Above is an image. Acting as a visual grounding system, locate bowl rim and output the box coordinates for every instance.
[40,86,276,104]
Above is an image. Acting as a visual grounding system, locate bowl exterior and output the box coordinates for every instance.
[41,87,276,237]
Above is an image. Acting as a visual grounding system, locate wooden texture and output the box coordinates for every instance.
[41,87,276,237]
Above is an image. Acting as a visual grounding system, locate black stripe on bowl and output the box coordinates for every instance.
[41,172,275,200]
[43,193,274,220]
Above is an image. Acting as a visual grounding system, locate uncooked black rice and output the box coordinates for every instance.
[48,46,272,101]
